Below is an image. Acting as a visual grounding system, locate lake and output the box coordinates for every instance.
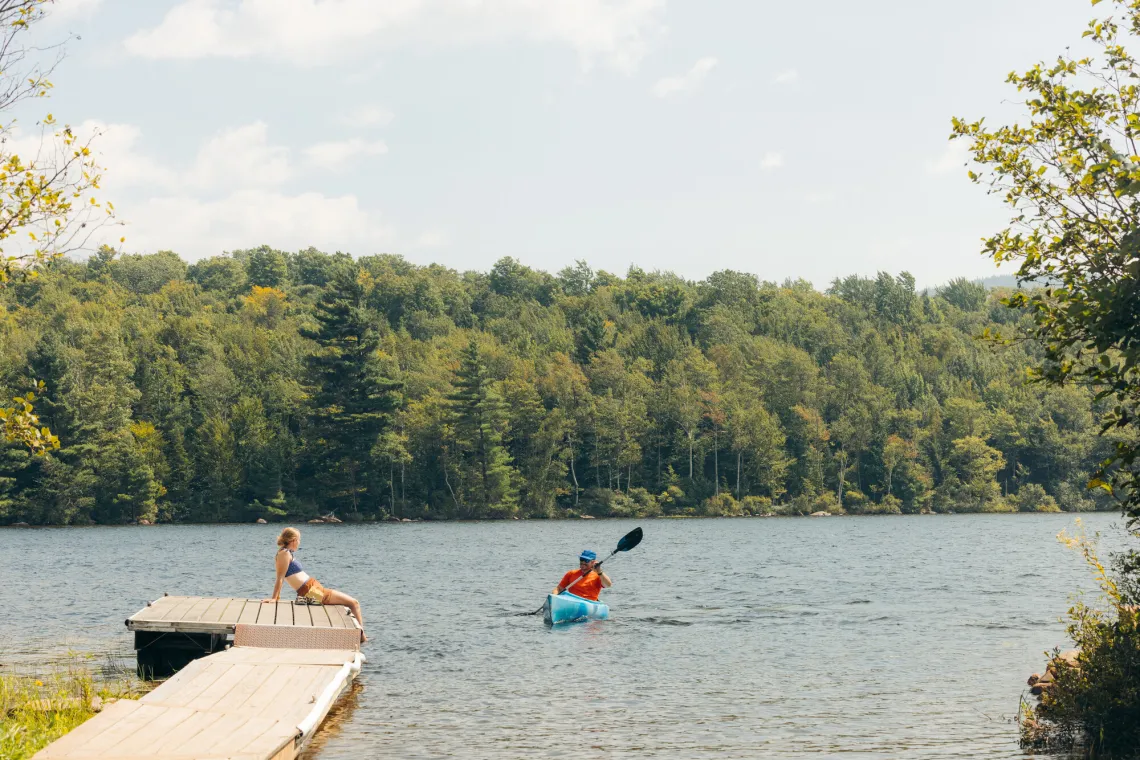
[1,513,1128,758]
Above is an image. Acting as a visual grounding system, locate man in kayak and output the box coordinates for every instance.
[552,549,612,601]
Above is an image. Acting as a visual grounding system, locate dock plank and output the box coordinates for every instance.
[156,596,201,622]
[220,598,248,625]
[274,600,293,626]
[325,606,349,629]
[309,604,333,628]
[292,603,313,627]
[200,597,236,624]
[95,704,196,755]
[183,596,218,623]
[238,599,263,625]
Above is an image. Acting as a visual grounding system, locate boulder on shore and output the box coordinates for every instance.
[256,518,268,524]
[138,519,152,526]
[324,515,342,524]
[580,515,596,519]
[810,511,830,517]
[308,518,325,524]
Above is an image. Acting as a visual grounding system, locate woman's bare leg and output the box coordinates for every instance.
[325,589,366,642]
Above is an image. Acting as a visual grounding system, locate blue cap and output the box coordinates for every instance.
[579,549,597,561]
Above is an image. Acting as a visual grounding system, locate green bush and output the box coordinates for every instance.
[866,494,903,515]
[580,488,660,517]
[1016,483,1061,513]
[699,493,740,516]
[1021,523,1140,755]
[739,495,773,515]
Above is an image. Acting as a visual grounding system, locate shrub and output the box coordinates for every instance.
[580,488,660,518]
[866,495,903,515]
[813,491,843,515]
[1015,483,1061,513]
[739,495,773,515]
[699,493,740,517]
[1021,521,1140,755]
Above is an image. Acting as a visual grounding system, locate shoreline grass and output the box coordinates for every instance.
[0,655,144,760]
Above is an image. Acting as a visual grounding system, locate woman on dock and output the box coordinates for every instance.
[266,527,367,642]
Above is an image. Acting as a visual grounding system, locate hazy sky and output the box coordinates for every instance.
[20,0,1097,287]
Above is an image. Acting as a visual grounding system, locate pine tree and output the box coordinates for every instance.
[448,338,518,517]
[304,269,402,515]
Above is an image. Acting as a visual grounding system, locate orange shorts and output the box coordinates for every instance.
[296,577,333,604]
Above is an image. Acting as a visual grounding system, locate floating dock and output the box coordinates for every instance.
[125,595,361,677]
[33,596,365,760]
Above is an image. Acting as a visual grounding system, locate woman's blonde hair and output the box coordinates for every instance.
[276,527,300,549]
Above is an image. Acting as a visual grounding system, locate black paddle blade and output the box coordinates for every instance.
[616,526,643,553]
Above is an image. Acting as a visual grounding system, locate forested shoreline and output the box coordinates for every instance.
[0,247,1121,525]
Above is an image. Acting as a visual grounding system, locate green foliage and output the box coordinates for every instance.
[0,248,1120,523]
[955,3,1140,751]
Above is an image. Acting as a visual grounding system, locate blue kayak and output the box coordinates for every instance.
[543,592,609,626]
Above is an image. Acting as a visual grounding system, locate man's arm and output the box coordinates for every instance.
[598,569,612,588]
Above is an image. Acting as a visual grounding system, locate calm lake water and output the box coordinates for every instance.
[2,513,1130,758]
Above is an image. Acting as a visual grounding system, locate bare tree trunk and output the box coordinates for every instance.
[736,450,742,496]
[714,429,719,496]
[570,444,580,506]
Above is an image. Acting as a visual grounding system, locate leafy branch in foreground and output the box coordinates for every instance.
[0,0,121,453]
[953,0,1140,753]
[952,0,1140,527]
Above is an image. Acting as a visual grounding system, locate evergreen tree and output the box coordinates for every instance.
[448,338,518,516]
[304,269,402,515]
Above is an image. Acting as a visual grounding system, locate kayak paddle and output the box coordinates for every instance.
[520,526,643,616]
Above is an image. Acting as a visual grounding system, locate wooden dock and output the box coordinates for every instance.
[125,596,362,678]
[126,595,360,634]
[34,595,365,759]
[34,646,363,760]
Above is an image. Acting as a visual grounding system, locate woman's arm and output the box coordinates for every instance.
[265,550,287,602]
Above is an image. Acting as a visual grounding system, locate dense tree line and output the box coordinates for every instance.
[0,247,1123,524]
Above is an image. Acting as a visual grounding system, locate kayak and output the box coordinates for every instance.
[543,592,609,626]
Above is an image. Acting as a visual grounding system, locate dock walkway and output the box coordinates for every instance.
[35,646,363,759]
[33,596,365,760]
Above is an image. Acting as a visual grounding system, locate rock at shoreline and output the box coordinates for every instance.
[580,515,596,519]
[256,518,268,524]
[325,516,342,524]
[308,518,325,524]
[810,511,830,517]
[138,519,152,526]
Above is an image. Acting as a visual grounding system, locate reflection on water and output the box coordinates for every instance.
[1,513,1127,758]
[299,683,362,759]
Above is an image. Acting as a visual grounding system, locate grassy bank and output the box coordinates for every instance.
[0,657,142,760]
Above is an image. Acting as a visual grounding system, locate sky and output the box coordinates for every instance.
[14,0,1100,288]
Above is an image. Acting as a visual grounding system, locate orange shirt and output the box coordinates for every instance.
[558,568,603,601]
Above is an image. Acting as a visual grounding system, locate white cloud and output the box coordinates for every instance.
[46,0,103,23]
[339,105,394,128]
[126,190,391,259]
[925,139,970,175]
[303,138,388,169]
[805,191,834,204]
[412,230,448,249]
[651,56,718,98]
[124,0,666,72]
[771,69,798,85]
[760,151,783,170]
[188,122,292,189]
[64,120,392,260]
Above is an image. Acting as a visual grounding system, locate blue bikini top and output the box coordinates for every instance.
[282,548,304,577]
